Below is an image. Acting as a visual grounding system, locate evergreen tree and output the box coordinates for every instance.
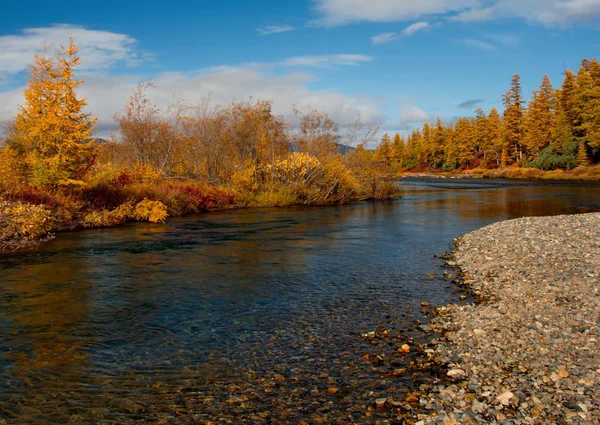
[431,117,447,169]
[522,75,557,159]
[7,39,97,187]
[391,133,405,170]
[375,133,392,167]
[502,74,525,165]
[487,108,503,166]
[554,70,579,154]
[474,108,488,160]
[576,59,600,157]
[452,117,475,168]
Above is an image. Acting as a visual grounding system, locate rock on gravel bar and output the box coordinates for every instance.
[419,213,600,425]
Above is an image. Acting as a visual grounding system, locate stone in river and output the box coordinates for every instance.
[375,398,387,408]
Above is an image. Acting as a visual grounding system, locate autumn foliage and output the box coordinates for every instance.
[371,59,600,175]
[5,39,97,188]
[0,40,392,250]
[1,40,599,251]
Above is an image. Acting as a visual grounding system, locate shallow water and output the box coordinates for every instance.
[1,178,599,424]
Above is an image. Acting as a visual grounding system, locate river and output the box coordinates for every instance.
[1,178,599,424]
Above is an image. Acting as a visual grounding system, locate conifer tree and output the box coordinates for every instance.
[474,108,488,160]
[391,133,405,170]
[7,39,97,187]
[554,70,579,154]
[421,123,432,165]
[452,117,475,168]
[375,133,392,167]
[577,140,590,166]
[576,59,600,155]
[487,108,503,167]
[429,117,446,169]
[522,75,557,159]
[502,74,525,165]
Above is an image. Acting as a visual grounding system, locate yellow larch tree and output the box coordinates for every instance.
[522,75,557,160]
[7,39,97,188]
[486,108,504,167]
[502,74,525,165]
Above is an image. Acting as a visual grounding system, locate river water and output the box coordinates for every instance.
[1,178,599,424]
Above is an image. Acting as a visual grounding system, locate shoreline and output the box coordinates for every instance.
[0,194,399,255]
[413,213,600,424]
[399,165,600,182]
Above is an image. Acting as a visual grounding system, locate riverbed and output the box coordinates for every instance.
[1,178,599,424]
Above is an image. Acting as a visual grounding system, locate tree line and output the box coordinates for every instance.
[371,59,600,173]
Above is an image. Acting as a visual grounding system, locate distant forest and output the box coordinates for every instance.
[370,58,600,173]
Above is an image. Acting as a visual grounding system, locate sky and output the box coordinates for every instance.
[0,0,599,143]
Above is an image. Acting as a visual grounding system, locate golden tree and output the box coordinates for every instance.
[522,75,557,159]
[7,39,97,187]
[486,108,503,167]
[502,74,525,165]
[452,117,476,168]
[576,59,600,154]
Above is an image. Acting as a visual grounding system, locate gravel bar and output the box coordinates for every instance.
[418,213,600,425]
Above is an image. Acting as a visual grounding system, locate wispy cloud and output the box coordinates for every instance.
[458,99,484,109]
[462,38,496,51]
[257,25,295,35]
[402,21,430,36]
[371,32,399,45]
[371,21,430,45]
[451,0,600,27]
[312,0,600,28]
[483,33,519,48]
[311,0,478,26]
[0,24,144,82]
[281,54,373,68]
[400,102,431,124]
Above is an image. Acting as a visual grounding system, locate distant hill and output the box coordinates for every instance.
[336,143,354,155]
[84,137,107,144]
[288,142,355,155]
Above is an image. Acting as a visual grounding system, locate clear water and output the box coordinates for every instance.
[1,178,599,424]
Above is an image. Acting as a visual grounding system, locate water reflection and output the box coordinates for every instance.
[1,178,599,423]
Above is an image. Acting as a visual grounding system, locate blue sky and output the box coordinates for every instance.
[1,0,599,142]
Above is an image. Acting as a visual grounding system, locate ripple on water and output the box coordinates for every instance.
[1,180,600,423]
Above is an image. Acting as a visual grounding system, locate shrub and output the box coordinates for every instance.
[133,199,168,223]
[527,146,577,171]
[0,200,55,250]
[402,158,418,171]
[442,161,457,172]
[82,201,133,228]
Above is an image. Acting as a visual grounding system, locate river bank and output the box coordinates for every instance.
[0,179,399,253]
[401,164,600,182]
[413,213,600,424]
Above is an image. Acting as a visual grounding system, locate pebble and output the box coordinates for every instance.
[417,213,600,424]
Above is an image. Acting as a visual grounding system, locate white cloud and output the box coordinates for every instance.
[1,66,383,137]
[483,33,520,48]
[312,0,600,27]
[402,21,430,36]
[371,32,399,44]
[0,25,381,137]
[400,102,431,124]
[451,0,600,26]
[0,24,143,82]
[281,54,373,68]
[371,22,429,45]
[312,0,479,26]
[462,38,497,51]
[257,25,295,35]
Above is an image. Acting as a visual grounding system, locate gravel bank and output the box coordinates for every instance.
[418,213,600,425]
